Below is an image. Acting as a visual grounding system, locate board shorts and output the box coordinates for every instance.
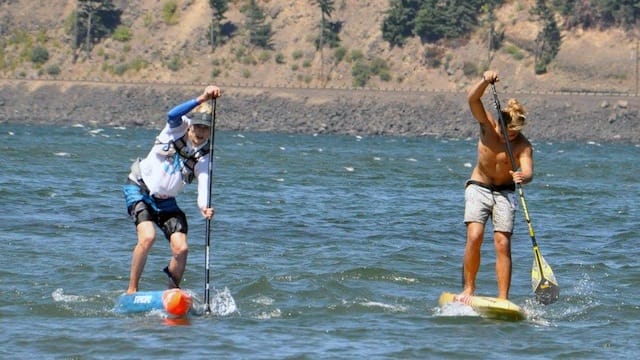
[464,180,517,233]
[123,179,188,240]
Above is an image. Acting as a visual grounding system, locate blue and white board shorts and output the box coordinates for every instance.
[464,181,517,233]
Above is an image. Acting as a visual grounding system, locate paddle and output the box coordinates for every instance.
[204,98,217,314]
[489,84,560,305]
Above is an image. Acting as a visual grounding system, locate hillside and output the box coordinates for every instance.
[0,0,638,94]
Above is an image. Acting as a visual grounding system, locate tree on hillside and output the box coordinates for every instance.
[481,1,504,65]
[244,0,273,49]
[381,0,421,47]
[414,0,478,43]
[554,0,640,31]
[310,0,336,82]
[531,0,562,74]
[73,0,122,59]
[208,0,229,51]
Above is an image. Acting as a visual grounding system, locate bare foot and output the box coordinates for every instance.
[455,290,474,304]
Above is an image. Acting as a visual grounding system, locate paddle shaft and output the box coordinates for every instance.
[204,98,217,314]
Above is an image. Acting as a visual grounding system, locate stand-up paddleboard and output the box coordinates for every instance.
[439,292,526,321]
[115,288,193,317]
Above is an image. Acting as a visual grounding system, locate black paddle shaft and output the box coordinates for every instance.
[204,98,217,314]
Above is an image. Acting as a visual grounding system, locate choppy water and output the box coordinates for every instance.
[1,122,639,359]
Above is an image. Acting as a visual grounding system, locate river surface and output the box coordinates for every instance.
[1,123,638,359]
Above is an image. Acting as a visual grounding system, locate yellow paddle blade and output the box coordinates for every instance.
[531,246,559,304]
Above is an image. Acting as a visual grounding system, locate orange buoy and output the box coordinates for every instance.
[162,289,193,317]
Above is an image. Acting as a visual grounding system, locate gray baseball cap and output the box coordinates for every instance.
[188,111,212,127]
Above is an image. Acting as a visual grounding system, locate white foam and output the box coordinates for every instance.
[210,287,238,317]
[361,301,407,313]
[51,288,86,303]
[436,302,479,317]
[256,308,281,320]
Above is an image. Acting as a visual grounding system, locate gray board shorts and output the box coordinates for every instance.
[464,180,517,233]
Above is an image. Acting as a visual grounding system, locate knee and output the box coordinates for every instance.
[170,235,189,257]
[466,223,484,244]
[494,233,511,252]
[137,233,156,250]
[173,243,189,257]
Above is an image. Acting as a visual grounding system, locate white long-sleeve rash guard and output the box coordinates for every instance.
[138,98,211,212]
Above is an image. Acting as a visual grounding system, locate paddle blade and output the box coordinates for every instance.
[531,247,560,305]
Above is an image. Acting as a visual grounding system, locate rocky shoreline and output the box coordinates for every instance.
[1,80,638,143]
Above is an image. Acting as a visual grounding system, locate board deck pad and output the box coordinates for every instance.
[439,292,526,321]
[115,289,193,317]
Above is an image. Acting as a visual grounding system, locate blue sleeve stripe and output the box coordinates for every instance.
[167,98,199,128]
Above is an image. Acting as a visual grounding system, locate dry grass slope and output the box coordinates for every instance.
[0,0,638,94]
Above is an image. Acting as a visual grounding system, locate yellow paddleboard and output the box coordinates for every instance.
[439,292,526,321]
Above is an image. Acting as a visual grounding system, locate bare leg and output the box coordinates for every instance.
[461,222,484,297]
[127,221,156,294]
[166,232,189,288]
[494,231,512,299]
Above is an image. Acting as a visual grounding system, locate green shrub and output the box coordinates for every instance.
[241,55,256,65]
[379,71,391,82]
[352,60,371,87]
[113,25,132,42]
[162,1,179,25]
[275,52,285,64]
[292,49,303,60]
[258,51,271,63]
[46,64,60,76]
[30,46,49,65]
[534,63,547,75]
[370,57,388,75]
[333,46,347,63]
[348,49,363,62]
[130,57,149,72]
[504,44,524,60]
[166,55,181,71]
[113,63,128,75]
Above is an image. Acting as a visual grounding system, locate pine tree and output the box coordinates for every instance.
[245,0,272,49]
[532,0,562,74]
[208,0,229,50]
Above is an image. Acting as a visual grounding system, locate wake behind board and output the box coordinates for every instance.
[439,292,526,321]
[115,288,193,317]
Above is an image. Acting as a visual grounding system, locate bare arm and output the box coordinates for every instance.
[511,143,534,184]
[468,71,500,127]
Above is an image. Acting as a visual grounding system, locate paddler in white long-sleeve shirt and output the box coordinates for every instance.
[123,85,221,294]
